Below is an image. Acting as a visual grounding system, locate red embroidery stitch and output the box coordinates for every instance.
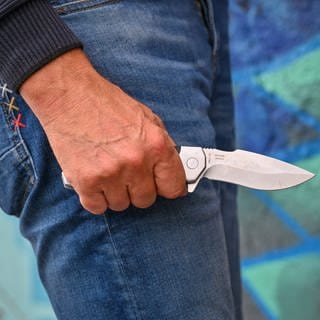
[12,113,26,130]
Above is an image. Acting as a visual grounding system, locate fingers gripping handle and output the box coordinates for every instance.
[62,146,207,193]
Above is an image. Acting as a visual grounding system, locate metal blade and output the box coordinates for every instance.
[203,149,315,190]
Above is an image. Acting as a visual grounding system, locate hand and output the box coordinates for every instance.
[20,49,187,214]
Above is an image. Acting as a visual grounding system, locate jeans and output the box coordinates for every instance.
[0,0,241,319]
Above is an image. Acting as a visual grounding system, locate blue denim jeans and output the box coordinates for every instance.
[0,0,241,319]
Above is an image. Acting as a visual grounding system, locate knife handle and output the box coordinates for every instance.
[177,146,207,192]
[61,171,74,190]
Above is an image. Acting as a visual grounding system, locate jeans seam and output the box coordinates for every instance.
[16,130,38,182]
[103,215,142,320]
[200,0,218,55]
[54,0,122,15]
[0,142,19,161]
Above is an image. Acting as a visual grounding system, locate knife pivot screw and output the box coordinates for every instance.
[186,157,199,169]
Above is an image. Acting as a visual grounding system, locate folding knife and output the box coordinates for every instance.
[61,146,315,193]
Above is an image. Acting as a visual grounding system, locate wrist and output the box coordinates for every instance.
[19,48,95,122]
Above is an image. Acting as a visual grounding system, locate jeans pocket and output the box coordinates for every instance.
[49,0,123,16]
[0,93,37,217]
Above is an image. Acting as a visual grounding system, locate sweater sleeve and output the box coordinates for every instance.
[0,0,29,18]
[0,0,84,93]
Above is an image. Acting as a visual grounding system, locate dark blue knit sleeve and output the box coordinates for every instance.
[0,0,83,92]
[0,0,29,18]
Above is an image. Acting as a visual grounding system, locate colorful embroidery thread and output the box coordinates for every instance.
[12,113,26,130]
[1,83,26,130]
[3,97,19,112]
[0,83,12,98]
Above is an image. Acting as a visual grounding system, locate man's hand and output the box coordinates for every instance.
[20,48,187,214]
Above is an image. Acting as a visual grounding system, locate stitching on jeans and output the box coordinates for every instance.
[0,85,26,139]
[55,0,122,15]
[0,83,38,184]
[12,136,39,184]
[0,142,22,161]
[0,84,12,100]
[3,97,19,112]
[103,215,142,320]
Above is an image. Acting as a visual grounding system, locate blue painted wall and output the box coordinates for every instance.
[230,0,320,319]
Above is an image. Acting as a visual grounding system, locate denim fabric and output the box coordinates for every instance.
[209,1,242,319]
[0,0,241,319]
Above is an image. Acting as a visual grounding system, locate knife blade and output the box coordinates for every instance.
[178,146,315,192]
[61,146,315,192]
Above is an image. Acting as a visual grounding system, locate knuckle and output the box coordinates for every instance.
[78,173,100,190]
[77,165,115,186]
[127,151,144,169]
[104,164,121,179]
[150,130,167,154]
[153,115,165,128]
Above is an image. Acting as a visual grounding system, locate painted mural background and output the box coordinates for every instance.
[230,0,320,319]
[0,0,319,319]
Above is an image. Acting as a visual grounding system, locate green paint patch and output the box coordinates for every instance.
[267,155,320,235]
[243,254,320,319]
[257,50,320,120]
[0,213,55,320]
[238,188,298,258]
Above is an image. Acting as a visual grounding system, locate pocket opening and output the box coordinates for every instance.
[51,0,122,16]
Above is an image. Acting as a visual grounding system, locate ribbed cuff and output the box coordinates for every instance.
[0,0,83,92]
